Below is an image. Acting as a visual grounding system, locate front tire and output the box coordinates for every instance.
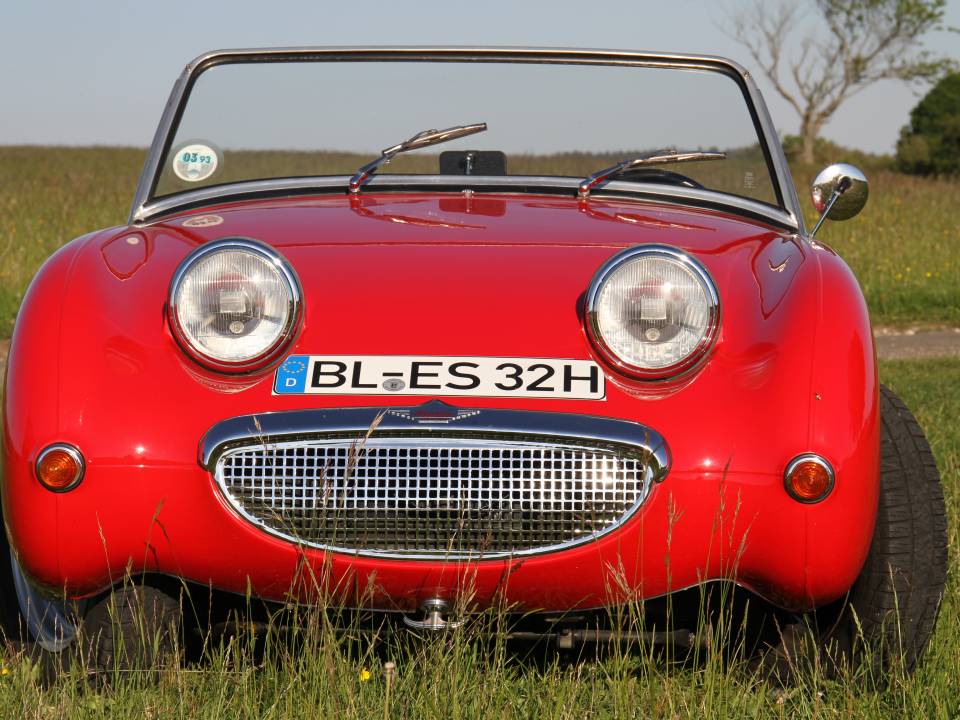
[5,556,182,679]
[761,385,948,683]
[81,584,182,676]
[845,385,948,673]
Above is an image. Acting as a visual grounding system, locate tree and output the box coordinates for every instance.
[726,0,954,164]
[897,72,960,174]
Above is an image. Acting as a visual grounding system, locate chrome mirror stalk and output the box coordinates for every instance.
[810,163,868,237]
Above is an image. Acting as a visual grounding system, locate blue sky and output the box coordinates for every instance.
[1,0,957,153]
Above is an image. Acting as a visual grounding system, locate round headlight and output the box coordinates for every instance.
[169,238,302,372]
[586,245,720,379]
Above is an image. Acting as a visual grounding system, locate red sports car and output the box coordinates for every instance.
[0,47,946,678]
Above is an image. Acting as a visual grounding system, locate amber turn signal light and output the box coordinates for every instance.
[35,444,85,492]
[784,454,834,503]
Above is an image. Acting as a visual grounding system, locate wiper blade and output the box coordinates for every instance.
[577,148,726,199]
[349,122,487,194]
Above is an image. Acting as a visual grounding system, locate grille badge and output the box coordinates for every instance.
[386,400,482,425]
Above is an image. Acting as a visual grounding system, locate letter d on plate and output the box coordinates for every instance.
[274,355,309,393]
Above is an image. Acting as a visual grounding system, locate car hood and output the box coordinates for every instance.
[80,192,807,373]
[123,193,801,360]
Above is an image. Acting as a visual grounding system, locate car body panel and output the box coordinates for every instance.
[2,193,878,613]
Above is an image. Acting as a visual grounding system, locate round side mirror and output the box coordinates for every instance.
[811,163,868,222]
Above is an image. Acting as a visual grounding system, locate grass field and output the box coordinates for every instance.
[0,358,956,718]
[1,146,959,338]
[0,147,957,716]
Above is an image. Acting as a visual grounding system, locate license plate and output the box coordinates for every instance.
[273,355,605,399]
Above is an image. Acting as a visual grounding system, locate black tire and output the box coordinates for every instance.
[846,385,948,672]
[80,584,182,676]
[0,532,24,643]
[760,384,947,683]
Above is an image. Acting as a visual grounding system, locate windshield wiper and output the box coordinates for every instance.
[577,148,726,199]
[349,122,487,194]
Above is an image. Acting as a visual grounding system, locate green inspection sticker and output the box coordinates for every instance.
[172,142,220,182]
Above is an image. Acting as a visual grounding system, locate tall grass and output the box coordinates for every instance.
[0,147,145,340]
[1,146,958,338]
[0,146,957,716]
[0,358,957,718]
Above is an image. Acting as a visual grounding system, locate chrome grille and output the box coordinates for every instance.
[215,437,654,558]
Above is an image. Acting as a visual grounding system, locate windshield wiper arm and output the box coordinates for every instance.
[577,148,726,199]
[349,122,488,194]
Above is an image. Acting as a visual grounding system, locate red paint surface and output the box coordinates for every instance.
[1,193,879,613]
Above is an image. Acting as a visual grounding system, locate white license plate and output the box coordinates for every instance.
[273,355,605,399]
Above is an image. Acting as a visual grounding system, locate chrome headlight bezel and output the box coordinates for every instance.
[585,244,721,380]
[168,237,303,374]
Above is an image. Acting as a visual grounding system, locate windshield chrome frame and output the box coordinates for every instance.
[130,46,804,232]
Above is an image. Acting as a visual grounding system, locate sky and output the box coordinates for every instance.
[1,0,957,154]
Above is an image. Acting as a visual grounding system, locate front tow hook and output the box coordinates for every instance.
[402,598,466,631]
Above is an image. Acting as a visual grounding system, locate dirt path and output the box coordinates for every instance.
[873,327,960,360]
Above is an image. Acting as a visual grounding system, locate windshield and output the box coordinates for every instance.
[153,56,780,207]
